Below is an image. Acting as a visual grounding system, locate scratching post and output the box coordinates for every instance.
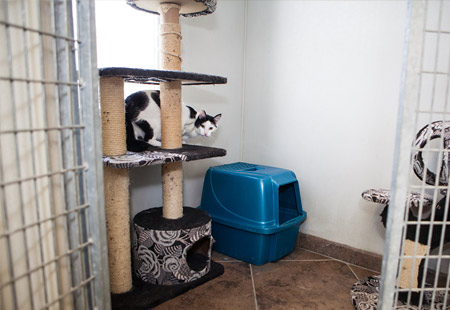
[100,76,133,294]
[160,3,182,71]
[160,3,183,219]
[162,161,183,219]
[103,166,132,293]
[160,81,182,148]
[398,239,428,290]
[100,77,127,155]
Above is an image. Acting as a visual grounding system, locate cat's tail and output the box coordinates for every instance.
[125,119,151,152]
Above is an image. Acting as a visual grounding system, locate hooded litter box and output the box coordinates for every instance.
[199,162,307,265]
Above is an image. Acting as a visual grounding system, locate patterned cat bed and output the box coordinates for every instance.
[351,275,450,310]
[361,189,434,209]
[133,207,214,285]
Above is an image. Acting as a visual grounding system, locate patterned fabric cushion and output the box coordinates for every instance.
[103,150,187,168]
[351,275,450,309]
[350,275,380,310]
[361,189,434,209]
[413,121,450,186]
[133,208,213,285]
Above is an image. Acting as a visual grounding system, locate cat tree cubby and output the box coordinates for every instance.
[99,1,227,308]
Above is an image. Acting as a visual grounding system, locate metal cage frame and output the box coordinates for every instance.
[380,0,450,309]
[0,1,109,309]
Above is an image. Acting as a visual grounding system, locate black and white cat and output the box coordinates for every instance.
[125,90,222,152]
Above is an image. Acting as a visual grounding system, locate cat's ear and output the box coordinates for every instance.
[213,114,222,124]
[198,110,206,119]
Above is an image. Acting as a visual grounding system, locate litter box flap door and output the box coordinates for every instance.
[276,180,303,226]
[205,169,276,226]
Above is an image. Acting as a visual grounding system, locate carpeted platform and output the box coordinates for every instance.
[111,260,224,310]
[103,144,226,168]
[99,67,227,85]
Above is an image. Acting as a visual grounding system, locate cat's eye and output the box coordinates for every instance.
[209,127,213,130]
[201,125,205,128]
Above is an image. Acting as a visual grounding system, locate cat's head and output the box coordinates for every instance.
[195,110,221,137]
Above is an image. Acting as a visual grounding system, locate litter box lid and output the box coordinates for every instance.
[199,162,306,232]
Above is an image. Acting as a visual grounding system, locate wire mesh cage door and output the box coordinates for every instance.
[0,1,110,309]
[379,0,450,309]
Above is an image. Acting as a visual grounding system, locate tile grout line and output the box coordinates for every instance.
[299,247,380,274]
[345,262,380,274]
[346,263,360,280]
[280,259,333,262]
[249,264,258,310]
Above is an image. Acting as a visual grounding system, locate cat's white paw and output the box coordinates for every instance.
[148,139,161,147]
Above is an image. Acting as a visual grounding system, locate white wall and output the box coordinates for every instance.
[242,0,408,254]
[95,0,159,95]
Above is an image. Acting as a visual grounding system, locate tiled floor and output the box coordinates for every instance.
[154,248,379,310]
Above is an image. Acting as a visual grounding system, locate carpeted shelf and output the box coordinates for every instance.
[99,67,227,85]
[103,144,227,168]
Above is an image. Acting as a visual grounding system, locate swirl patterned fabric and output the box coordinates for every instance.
[133,221,213,285]
[361,189,434,209]
[413,121,450,187]
[362,121,450,210]
[351,276,450,310]
[103,151,187,168]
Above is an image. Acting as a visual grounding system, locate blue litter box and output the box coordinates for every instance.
[199,162,307,265]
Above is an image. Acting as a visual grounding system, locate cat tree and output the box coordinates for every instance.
[351,121,450,309]
[99,0,226,308]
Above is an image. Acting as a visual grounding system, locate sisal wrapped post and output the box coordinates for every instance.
[103,166,132,293]
[100,77,127,155]
[398,239,428,289]
[162,161,183,219]
[160,3,183,219]
[100,77,133,293]
[160,3,182,70]
[160,81,182,148]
